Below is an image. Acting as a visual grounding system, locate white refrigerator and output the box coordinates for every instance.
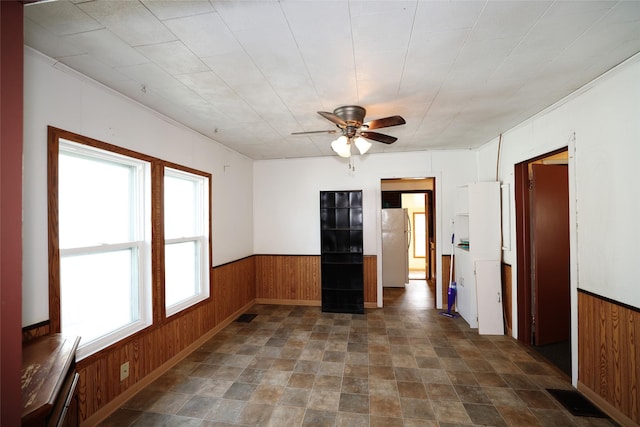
[381,208,410,287]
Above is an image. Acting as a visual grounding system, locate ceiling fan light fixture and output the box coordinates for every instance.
[354,136,372,155]
[331,135,351,157]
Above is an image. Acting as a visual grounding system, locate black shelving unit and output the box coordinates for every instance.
[320,190,364,314]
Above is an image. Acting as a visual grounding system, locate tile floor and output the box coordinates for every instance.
[99,281,615,426]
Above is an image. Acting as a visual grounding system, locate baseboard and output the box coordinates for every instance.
[577,381,637,427]
[81,299,256,427]
[255,298,321,306]
[256,299,376,310]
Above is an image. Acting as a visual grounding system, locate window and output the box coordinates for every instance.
[164,168,210,316]
[413,212,426,258]
[57,139,152,359]
[49,127,212,359]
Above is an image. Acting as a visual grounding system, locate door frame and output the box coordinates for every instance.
[515,148,569,344]
[378,178,437,307]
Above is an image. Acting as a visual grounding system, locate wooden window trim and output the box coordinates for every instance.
[47,126,212,341]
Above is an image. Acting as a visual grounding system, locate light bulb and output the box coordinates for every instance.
[354,137,372,155]
[331,136,351,158]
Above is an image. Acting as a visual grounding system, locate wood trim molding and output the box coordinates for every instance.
[47,128,61,333]
[578,288,640,314]
[502,263,512,336]
[22,321,51,343]
[578,291,639,424]
[255,298,320,307]
[514,160,531,343]
[578,382,637,427]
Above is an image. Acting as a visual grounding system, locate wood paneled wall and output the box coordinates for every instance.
[502,264,512,336]
[35,254,377,424]
[255,255,378,307]
[78,257,256,425]
[255,255,321,303]
[578,290,639,426]
[441,255,454,310]
[22,321,50,342]
[212,257,256,324]
[363,256,377,306]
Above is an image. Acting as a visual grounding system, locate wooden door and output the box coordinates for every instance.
[531,164,570,345]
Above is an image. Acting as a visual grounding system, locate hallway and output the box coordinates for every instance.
[98,284,613,426]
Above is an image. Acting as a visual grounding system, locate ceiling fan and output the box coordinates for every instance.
[292,105,406,157]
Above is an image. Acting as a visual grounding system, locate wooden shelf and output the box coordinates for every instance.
[22,334,80,427]
[320,190,364,314]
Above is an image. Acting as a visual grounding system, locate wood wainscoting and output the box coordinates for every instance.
[577,290,639,426]
[79,257,256,425]
[441,255,454,311]
[255,255,378,308]
[255,255,321,305]
[363,256,377,307]
[34,254,378,424]
[502,263,512,336]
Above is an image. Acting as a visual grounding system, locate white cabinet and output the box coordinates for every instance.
[453,182,503,334]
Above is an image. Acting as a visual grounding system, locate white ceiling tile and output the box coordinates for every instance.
[281,2,355,108]
[116,63,184,90]
[350,1,416,51]
[24,1,102,36]
[412,1,484,34]
[23,0,640,160]
[109,78,166,106]
[176,71,235,103]
[212,1,284,32]
[62,29,149,68]
[164,12,241,57]
[406,29,470,66]
[57,54,131,86]
[78,0,176,46]
[141,0,215,21]
[24,18,86,58]
[136,41,209,75]
[469,1,552,42]
[517,1,615,56]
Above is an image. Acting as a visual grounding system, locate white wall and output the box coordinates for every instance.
[476,53,640,383]
[22,48,254,326]
[253,149,476,307]
[483,53,640,305]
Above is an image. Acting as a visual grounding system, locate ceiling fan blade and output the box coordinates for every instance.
[363,115,406,130]
[360,131,397,144]
[318,111,347,127]
[291,129,339,135]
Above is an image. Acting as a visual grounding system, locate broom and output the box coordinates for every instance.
[440,231,457,318]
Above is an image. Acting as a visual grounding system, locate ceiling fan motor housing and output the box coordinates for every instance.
[334,105,366,127]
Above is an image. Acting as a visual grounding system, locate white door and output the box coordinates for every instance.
[475,260,504,335]
[455,249,477,328]
[382,209,409,287]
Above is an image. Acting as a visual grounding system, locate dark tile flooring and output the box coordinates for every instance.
[99,281,615,426]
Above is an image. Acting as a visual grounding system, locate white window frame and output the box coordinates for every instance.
[58,139,152,360]
[164,167,210,316]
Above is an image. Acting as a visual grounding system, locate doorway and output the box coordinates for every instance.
[380,178,436,307]
[515,149,571,376]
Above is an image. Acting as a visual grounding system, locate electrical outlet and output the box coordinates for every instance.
[120,362,130,381]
